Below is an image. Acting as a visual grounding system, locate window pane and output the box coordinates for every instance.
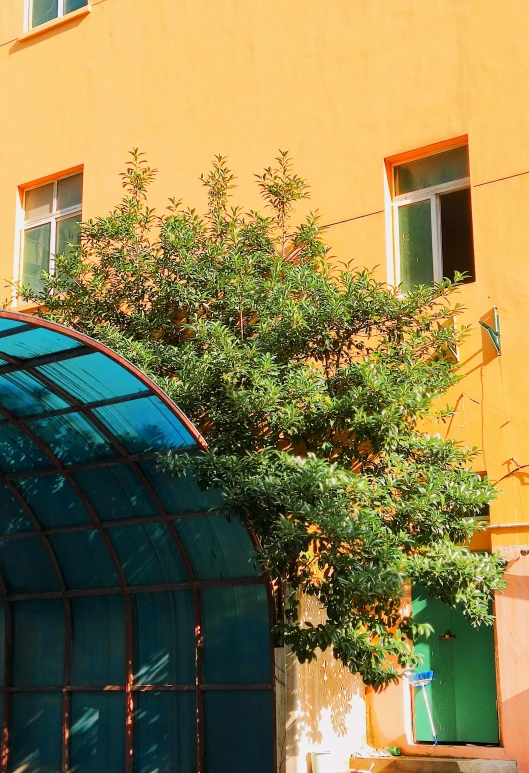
[38,352,148,403]
[201,586,272,684]
[204,691,273,773]
[398,199,434,290]
[0,371,69,418]
[16,475,91,529]
[24,183,53,221]
[57,173,83,211]
[56,214,81,257]
[140,461,223,514]
[9,693,62,773]
[73,465,159,522]
[133,592,195,685]
[109,523,187,586]
[50,530,120,589]
[134,692,196,773]
[71,692,125,773]
[0,482,34,534]
[440,187,475,283]
[93,396,195,454]
[0,320,27,334]
[0,328,82,359]
[0,425,52,474]
[12,600,65,687]
[64,0,88,13]
[22,222,51,294]
[174,515,259,581]
[395,146,469,195]
[71,596,126,686]
[28,412,115,465]
[0,537,60,594]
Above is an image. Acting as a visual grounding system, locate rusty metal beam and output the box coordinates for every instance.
[0,509,218,541]
[0,447,197,481]
[0,569,10,773]
[2,683,272,692]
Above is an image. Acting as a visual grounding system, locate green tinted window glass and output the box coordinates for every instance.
[0,328,81,359]
[71,692,125,773]
[0,538,60,594]
[0,483,33,535]
[175,515,258,581]
[22,223,51,294]
[50,530,119,589]
[16,475,91,529]
[134,692,196,773]
[71,596,126,686]
[93,396,195,454]
[0,425,52,474]
[0,320,27,334]
[0,371,68,418]
[9,693,62,773]
[109,523,187,586]
[201,586,272,684]
[395,146,469,195]
[64,0,88,13]
[12,600,65,687]
[31,0,58,28]
[133,592,195,685]
[140,461,223,514]
[73,465,159,521]
[38,352,147,403]
[28,412,115,465]
[399,200,434,290]
[204,691,273,773]
[56,214,81,257]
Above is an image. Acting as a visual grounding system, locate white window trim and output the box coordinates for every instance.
[392,176,470,286]
[20,173,82,286]
[26,0,85,30]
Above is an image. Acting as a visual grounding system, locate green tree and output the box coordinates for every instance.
[23,150,506,688]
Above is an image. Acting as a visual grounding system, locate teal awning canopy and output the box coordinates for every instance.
[0,311,274,773]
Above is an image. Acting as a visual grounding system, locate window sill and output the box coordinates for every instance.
[12,299,45,315]
[18,5,91,44]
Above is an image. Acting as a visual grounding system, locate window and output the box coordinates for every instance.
[392,145,475,291]
[21,172,83,294]
[29,0,88,29]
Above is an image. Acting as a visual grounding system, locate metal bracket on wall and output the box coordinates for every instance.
[479,306,501,356]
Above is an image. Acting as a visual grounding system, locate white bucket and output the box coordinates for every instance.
[310,751,335,773]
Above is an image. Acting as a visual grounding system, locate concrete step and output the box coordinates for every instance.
[351,757,516,773]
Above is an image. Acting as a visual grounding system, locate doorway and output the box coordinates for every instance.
[412,586,499,744]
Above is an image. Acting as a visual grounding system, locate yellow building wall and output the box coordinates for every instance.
[2,0,529,771]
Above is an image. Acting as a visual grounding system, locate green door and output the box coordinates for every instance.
[412,586,499,744]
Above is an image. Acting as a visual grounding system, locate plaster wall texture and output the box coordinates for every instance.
[282,597,367,773]
[1,1,529,771]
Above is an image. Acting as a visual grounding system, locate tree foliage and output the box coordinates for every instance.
[23,150,506,688]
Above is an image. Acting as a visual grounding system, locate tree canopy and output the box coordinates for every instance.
[23,150,506,688]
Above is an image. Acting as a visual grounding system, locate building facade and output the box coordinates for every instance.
[0,1,529,771]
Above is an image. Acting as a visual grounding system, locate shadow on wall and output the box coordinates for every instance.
[283,595,366,773]
[296,646,362,745]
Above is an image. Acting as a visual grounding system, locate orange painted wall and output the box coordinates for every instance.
[1,0,529,770]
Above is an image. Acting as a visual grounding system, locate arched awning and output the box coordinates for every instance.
[0,312,275,773]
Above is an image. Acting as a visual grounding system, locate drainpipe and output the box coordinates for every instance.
[487,522,529,529]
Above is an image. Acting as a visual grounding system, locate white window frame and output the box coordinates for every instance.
[27,0,87,30]
[392,161,470,286]
[20,173,82,284]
